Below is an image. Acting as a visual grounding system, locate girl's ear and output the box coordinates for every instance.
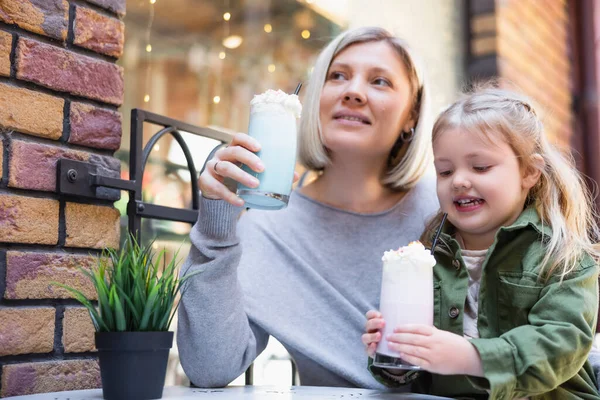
[522,154,544,190]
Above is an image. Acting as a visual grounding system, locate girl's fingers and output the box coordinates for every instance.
[393,352,429,370]
[367,343,377,358]
[393,324,435,336]
[365,318,385,333]
[387,342,428,362]
[387,332,429,347]
[365,310,382,319]
[361,332,381,346]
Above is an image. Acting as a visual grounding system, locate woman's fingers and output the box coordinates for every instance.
[200,170,244,206]
[213,160,260,188]
[216,145,264,174]
[230,132,261,153]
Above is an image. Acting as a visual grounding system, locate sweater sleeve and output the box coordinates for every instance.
[176,197,270,388]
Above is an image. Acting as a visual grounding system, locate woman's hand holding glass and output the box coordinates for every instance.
[199,133,265,207]
[200,132,300,207]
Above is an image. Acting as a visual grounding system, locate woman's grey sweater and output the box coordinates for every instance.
[177,174,439,389]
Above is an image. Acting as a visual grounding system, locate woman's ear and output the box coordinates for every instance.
[522,154,544,190]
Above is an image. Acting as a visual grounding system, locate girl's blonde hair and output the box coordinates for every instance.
[298,26,432,191]
[423,86,600,279]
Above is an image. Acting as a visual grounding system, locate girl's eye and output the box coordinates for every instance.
[473,166,491,172]
[328,71,346,80]
[373,77,391,87]
[438,170,452,177]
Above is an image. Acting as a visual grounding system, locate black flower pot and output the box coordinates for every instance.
[95,331,174,400]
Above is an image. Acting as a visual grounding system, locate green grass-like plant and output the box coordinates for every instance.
[53,234,200,332]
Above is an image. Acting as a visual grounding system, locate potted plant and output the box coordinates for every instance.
[54,234,200,400]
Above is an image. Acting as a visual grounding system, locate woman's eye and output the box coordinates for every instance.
[473,166,491,172]
[328,71,346,80]
[373,77,391,87]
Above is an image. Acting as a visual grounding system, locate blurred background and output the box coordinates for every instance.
[115,0,600,387]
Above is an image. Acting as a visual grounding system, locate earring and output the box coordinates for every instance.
[401,127,415,142]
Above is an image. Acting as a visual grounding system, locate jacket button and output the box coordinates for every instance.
[448,306,460,319]
[452,259,460,270]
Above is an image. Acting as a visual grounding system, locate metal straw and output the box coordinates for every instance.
[293,83,302,95]
[430,213,448,254]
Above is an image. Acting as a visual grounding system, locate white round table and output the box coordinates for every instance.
[4,385,452,399]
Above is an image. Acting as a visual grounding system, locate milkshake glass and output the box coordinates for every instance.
[236,89,302,210]
[373,241,436,370]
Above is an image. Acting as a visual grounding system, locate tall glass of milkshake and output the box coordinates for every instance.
[373,241,436,370]
[236,89,302,210]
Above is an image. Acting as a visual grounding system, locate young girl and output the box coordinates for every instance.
[363,87,600,399]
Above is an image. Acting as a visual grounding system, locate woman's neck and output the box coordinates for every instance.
[299,158,406,213]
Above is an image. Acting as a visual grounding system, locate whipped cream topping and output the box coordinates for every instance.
[250,89,302,118]
[382,241,436,267]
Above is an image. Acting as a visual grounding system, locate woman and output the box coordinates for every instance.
[177,26,439,389]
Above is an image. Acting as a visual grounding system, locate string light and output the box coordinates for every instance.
[219,51,226,60]
[264,24,272,33]
[153,144,160,152]
[301,30,311,39]
[213,96,221,104]
[223,12,231,21]
[150,0,156,4]
[268,64,276,73]
[146,44,152,52]
[144,94,150,103]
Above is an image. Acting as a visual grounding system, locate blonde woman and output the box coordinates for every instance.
[364,87,600,399]
[178,26,439,389]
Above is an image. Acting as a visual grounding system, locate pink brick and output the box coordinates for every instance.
[74,6,124,58]
[16,38,124,105]
[69,102,122,150]
[9,140,121,200]
[5,251,98,300]
[1,360,100,397]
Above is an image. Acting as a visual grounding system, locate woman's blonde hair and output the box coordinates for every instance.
[297,26,432,191]
[423,86,600,279]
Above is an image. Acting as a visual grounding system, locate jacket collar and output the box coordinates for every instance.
[436,206,552,252]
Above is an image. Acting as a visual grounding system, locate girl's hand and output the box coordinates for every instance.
[199,133,299,206]
[387,324,484,377]
[362,310,385,358]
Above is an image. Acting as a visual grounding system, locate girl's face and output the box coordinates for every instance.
[433,128,539,250]
[319,41,415,163]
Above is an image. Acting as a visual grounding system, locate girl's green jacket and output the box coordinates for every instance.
[370,208,600,399]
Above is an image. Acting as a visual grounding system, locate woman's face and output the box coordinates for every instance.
[319,41,415,162]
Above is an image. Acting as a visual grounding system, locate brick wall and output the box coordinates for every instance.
[496,0,572,146]
[0,0,124,397]
[467,0,572,147]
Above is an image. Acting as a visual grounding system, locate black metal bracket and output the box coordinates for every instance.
[57,108,232,241]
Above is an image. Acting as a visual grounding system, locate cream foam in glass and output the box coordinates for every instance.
[373,241,436,370]
[236,89,302,210]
